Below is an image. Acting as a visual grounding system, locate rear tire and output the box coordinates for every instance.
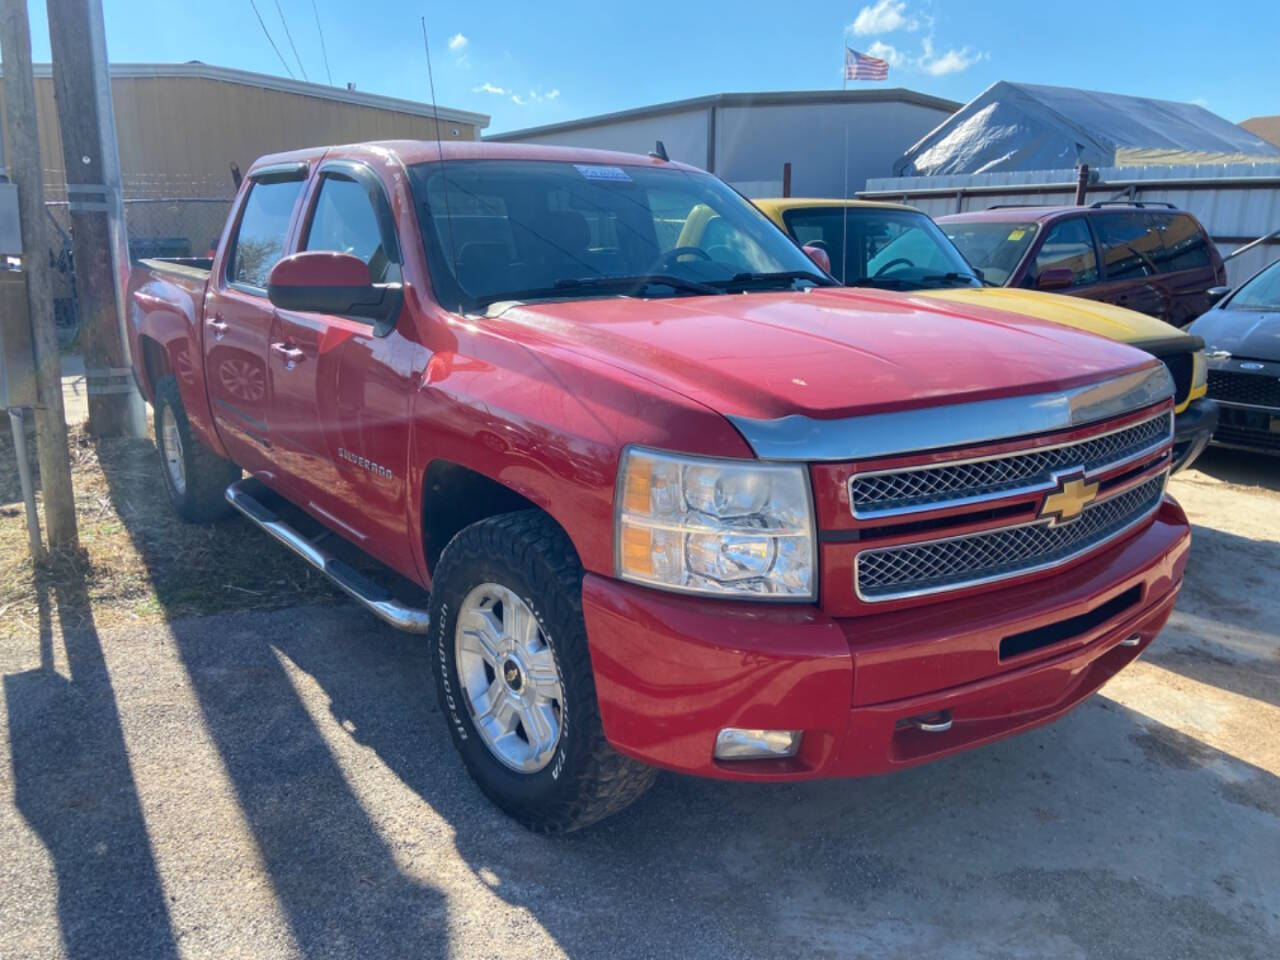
[153,375,240,523]
[429,510,657,832]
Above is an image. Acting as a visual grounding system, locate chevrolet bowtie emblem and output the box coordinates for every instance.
[1039,476,1099,526]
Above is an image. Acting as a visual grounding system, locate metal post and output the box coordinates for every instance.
[47,0,145,438]
[0,0,80,551]
[782,162,792,199]
[1074,164,1090,206]
[9,408,43,559]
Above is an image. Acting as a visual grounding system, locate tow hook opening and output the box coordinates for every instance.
[903,710,953,733]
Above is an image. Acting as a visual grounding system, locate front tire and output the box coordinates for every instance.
[153,375,240,523]
[429,510,657,832]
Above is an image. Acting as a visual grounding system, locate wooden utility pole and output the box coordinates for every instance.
[47,0,145,437]
[0,0,79,550]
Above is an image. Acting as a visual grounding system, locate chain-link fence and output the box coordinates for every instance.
[43,197,233,344]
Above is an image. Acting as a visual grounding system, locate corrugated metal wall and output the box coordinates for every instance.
[862,164,1280,286]
[0,74,481,200]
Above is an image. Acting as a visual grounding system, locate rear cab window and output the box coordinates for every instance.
[225,174,307,290]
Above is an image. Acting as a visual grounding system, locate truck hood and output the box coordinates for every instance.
[918,287,1188,345]
[492,288,1155,422]
[1188,307,1280,362]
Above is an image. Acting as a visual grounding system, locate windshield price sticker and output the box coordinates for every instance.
[574,164,633,182]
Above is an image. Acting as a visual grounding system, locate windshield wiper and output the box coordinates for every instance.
[554,274,720,295]
[916,271,988,288]
[711,270,834,292]
[471,274,720,310]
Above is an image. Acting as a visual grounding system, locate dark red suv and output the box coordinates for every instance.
[939,202,1226,327]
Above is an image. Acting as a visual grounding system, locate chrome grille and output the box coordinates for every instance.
[850,412,1171,517]
[856,474,1167,601]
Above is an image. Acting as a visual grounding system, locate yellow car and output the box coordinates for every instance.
[753,198,1217,472]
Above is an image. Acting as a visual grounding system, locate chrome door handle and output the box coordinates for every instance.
[271,342,305,364]
[206,317,229,338]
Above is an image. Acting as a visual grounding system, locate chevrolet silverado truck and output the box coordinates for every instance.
[128,142,1190,832]
[753,197,1218,472]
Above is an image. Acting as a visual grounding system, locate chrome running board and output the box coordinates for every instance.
[225,479,432,634]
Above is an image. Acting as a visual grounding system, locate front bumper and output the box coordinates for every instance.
[582,498,1190,781]
[1171,397,1218,472]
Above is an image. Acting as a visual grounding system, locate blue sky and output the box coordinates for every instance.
[19,0,1280,134]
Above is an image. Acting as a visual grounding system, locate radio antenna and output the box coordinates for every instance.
[421,15,459,283]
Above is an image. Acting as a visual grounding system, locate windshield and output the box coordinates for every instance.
[1226,259,1280,311]
[407,159,832,312]
[942,221,1040,286]
[781,207,980,289]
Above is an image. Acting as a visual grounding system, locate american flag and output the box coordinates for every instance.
[845,46,889,81]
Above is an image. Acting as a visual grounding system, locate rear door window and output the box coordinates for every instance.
[1094,213,1162,281]
[1029,217,1098,286]
[226,177,306,289]
[303,174,400,283]
[1152,213,1212,272]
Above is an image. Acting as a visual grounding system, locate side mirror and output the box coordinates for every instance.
[1205,285,1231,304]
[1035,267,1074,291]
[802,244,832,274]
[267,251,403,336]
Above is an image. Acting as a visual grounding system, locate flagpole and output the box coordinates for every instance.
[842,43,847,91]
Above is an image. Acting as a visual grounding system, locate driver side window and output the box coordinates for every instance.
[303,175,399,283]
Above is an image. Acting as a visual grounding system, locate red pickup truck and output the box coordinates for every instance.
[128,141,1190,832]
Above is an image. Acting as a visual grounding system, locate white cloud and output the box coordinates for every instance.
[919,37,985,76]
[546,89,560,100]
[866,40,906,67]
[511,94,527,106]
[448,33,468,50]
[474,82,506,95]
[850,0,919,36]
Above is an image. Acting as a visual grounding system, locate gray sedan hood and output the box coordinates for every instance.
[1189,308,1280,362]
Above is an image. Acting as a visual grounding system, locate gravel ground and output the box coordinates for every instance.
[1,446,1277,960]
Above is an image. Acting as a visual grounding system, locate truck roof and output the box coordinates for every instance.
[248,139,703,175]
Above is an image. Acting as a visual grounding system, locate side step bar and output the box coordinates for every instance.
[225,479,432,634]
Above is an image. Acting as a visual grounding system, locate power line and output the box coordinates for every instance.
[310,0,333,85]
[248,0,295,78]
[273,0,309,82]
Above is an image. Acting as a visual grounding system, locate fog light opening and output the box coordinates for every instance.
[714,728,802,761]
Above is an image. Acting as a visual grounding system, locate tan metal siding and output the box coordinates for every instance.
[1,74,477,199]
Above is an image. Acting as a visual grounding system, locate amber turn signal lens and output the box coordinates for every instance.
[619,524,654,576]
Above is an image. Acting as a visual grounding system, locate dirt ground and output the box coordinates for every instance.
[0,378,1277,957]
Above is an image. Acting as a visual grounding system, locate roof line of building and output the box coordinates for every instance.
[0,61,490,129]
[485,87,961,141]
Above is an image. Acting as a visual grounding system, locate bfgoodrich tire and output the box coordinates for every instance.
[153,375,240,523]
[429,510,657,832]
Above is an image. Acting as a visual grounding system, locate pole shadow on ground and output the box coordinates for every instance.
[4,562,179,960]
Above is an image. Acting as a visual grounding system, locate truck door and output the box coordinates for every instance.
[268,161,415,572]
[203,165,308,476]
[1090,212,1170,320]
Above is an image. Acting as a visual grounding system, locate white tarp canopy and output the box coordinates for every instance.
[895,81,1280,177]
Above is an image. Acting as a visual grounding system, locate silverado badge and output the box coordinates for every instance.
[1039,475,1099,526]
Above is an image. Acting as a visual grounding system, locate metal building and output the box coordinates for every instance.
[486,89,959,197]
[0,61,489,200]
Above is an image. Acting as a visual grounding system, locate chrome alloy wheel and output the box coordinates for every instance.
[454,582,564,773]
[160,405,186,496]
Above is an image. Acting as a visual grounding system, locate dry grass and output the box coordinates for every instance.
[0,420,340,639]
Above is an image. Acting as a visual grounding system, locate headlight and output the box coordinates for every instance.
[1191,350,1207,391]
[615,447,816,599]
